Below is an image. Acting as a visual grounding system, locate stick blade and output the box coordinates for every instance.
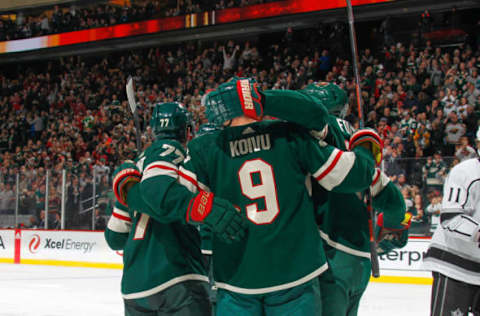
[126,76,137,114]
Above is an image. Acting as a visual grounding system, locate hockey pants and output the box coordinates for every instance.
[318,245,370,316]
[123,280,211,316]
[431,271,480,316]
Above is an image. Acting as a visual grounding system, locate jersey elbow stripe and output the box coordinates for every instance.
[107,217,131,233]
[314,150,355,191]
[178,167,211,193]
[370,169,390,197]
[142,161,179,182]
[113,207,131,220]
[113,211,132,222]
[178,166,200,192]
[179,175,198,193]
[313,149,342,180]
[371,169,381,186]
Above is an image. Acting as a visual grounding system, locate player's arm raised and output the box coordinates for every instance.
[217,78,331,131]
[299,131,377,193]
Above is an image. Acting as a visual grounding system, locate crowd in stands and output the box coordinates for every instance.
[0,11,479,233]
[0,0,280,41]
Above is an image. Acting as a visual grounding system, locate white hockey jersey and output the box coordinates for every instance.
[423,158,480,285]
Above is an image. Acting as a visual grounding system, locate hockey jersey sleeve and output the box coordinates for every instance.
[298,133,376,193]
[262,90,328,132]
[440,165,480,243]
[104,201,131,250]
[133,140,197,223]
[370,168,406,228]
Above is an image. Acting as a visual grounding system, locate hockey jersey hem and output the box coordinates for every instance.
[424,246,480,274]
[423,257,480,286]
[214,263,328,295]
[319,230,371,259]
[122,274,209,300]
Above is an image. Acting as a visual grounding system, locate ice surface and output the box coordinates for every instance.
[0,264,123,316]
[0,264,431,316]
[359,281,431,316]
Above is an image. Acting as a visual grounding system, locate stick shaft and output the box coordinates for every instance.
[133,111,142,153]
[126,76,142,153]
[345,0,380,278]
[346,0,364,128]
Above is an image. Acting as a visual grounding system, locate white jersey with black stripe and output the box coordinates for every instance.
[423,158,480,285]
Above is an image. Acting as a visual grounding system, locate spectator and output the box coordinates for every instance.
[52,212,61,230]
[0,183,15,214]
[94,209,106,230]
[411,194,427,234]
[423,153,447,192]
[444,111,466,155]
[425,192,442,235]
[222,44,239,72]
[0,12,479,234]
[455,136,477,161]
[38,210,46,228]
[19,189,36,215]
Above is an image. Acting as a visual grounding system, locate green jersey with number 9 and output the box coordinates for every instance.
[104,138,208,299]
[170,120,376,294]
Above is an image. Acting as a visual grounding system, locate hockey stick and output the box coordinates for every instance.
[345,0,380,278]
[126,76,143,153]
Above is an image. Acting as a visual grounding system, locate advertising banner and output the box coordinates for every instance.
[0,229,14,262]
[0,0,392,54]
[0,229,432,284]
[379,238,430,272]
[19,230,122,268]
[374,237,433,284]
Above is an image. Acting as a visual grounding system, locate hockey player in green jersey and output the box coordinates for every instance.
[126,77,384,316]
[105,102,236,316]
[234,79,411,315]
[301,82,411,316]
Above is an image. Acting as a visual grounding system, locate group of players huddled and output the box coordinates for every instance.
[104,78,412,316]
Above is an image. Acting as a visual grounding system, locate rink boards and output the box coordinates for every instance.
[0,229,432,284]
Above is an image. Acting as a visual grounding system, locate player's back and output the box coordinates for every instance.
[442,158,480,218]
[111,139,207,299]
[423,157,480,284]
[186,120,327,293]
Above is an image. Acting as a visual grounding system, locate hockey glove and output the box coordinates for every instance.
[349,129,383,166]
[186,191,248,243]
[216,78,264,120]
[235,78,264,120]
[375,212,412,254]
[112,160,141,207]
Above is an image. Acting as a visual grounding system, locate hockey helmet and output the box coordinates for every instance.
[302,82,348,117]
[205,78,256,126]
[196,123,219,138]
[150,102,190,142]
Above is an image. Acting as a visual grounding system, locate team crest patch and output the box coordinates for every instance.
[450,308,463,316]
